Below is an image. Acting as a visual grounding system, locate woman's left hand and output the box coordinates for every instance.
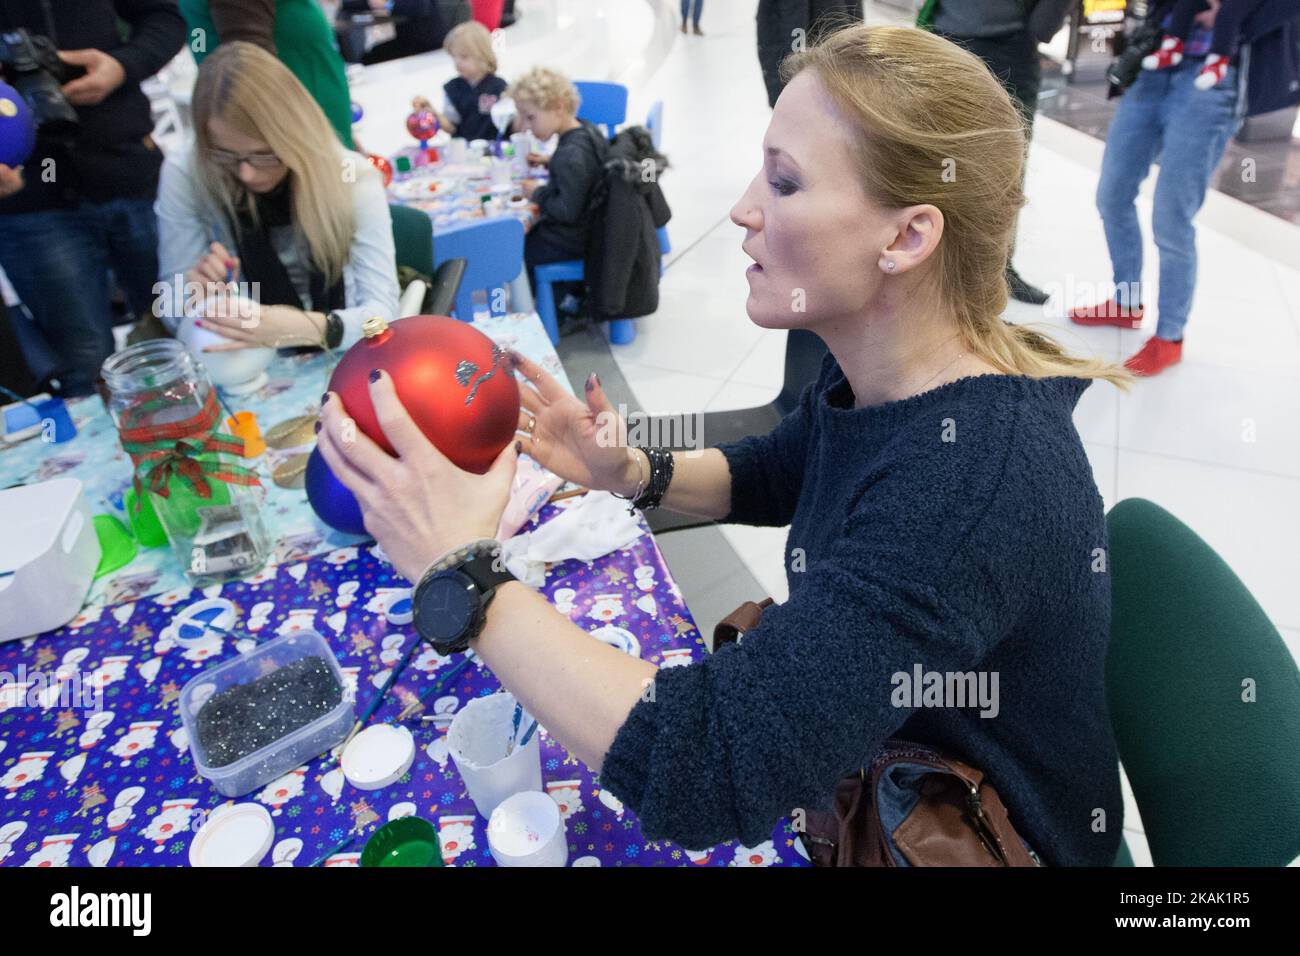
[316,369,519,582]
[198,302,321,351]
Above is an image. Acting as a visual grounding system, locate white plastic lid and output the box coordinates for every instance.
[188,803,274,867]
[385,592,414,626]
[342,724,415,791]
[173,598,237,647]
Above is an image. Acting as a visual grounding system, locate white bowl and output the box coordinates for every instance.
[177,297,274,395]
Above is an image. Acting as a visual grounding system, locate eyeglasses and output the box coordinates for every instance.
[208,147,284,170]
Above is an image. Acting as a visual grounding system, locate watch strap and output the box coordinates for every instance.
[324,311,344,350]
[414,538,500,592]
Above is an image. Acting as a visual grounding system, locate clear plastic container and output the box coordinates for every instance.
[179,629,354,798]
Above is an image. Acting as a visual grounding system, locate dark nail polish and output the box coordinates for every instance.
[368,369,381,383]
[508,351,522,367]
[514,440,522,453]
[314,421,322,434]
[320,393,329,405]
[586,373,598,392]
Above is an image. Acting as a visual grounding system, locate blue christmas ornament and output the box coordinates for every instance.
[305,446,367,536]
[0,81,36,168]
[351,101,363,124]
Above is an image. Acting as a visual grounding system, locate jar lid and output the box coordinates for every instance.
[342,724,415,791]
[188,803,274,867]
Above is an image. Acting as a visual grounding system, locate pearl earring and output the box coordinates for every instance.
[885,260,896,272]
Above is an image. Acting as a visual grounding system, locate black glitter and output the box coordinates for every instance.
[195,656,343,768]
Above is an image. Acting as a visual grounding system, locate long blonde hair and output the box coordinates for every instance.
[782,25,1130,386]
[191,41,359,286]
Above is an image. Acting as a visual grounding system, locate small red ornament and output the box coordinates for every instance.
[406,109,439,145]
[367,153,393,188]
[327,315,520,474]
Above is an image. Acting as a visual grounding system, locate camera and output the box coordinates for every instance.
[1105,15,1165,98]
[0,28,82,137]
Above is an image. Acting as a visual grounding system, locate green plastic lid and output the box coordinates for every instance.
[360,816,443,868]
[92,514,138,579]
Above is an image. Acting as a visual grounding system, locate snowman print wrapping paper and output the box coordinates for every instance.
[0,510,807,868]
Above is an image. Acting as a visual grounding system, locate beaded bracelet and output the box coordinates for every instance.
[632,446,675,512]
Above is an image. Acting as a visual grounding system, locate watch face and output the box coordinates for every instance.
[416,571,477,643]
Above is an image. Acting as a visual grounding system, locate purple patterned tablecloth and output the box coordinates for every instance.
[0,500,808,868]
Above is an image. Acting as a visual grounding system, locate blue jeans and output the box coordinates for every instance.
[1095,57,1242,341]
[0,197,159,396]
[681,0,703,26]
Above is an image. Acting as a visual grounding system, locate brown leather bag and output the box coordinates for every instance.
[713,599,1040,867]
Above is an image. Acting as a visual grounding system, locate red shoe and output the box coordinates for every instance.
[1068,300,1145,329]
[1125,336,1183,376]
[1195,53,1229,90]
[1142,36,1184,71]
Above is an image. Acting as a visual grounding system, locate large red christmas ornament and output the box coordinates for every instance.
[327,315,520,474]
[367,153,393,187]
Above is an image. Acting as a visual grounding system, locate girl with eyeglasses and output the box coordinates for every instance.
[155,41,399,352]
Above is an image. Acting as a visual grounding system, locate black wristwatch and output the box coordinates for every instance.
[323,311,344,350]
[412,540,515,655]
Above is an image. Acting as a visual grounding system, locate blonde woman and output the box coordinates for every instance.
[318,25,1128,866]
[156,42,399,352]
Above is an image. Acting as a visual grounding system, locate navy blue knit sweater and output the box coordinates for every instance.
[601,356,1124,866]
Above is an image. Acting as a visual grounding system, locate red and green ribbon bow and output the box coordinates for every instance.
[118,387,262,509]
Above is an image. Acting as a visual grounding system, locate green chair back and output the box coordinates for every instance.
[1106,498,1300,866]
[389,204,435,277]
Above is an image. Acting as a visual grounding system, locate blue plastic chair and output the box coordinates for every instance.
[432,217,525,322]
[574,81,628,141]
[643,102,671,260]
[645,100,663,148]
[533,259,638,346]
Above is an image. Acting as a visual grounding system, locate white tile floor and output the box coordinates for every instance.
[583,0,1300,864]
[611,0,1300,636]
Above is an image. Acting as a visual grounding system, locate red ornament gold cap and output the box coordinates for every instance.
[362,315,389,338]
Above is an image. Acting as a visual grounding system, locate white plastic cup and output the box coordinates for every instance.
[447,693,542,819]
[510,132,531,175]
[487,790,568,867]
[468,139,489,161]
[490,157,513,188]
[445,138,468,164]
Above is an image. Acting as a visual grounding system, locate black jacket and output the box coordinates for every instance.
[529,120,606,257]
[756,0,863,108]
[583,126,670,321]
[0,0,186,215]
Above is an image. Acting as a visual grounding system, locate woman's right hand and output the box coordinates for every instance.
[185,241,239,289]
[511,351,641,496]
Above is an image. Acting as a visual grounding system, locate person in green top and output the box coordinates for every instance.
[180,0,355,148]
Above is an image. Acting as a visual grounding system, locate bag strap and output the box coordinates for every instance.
[713,597,774,649]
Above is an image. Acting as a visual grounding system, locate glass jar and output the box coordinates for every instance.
[136,455,271,587]
[101,339,210,436]
[102,340,270,585]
